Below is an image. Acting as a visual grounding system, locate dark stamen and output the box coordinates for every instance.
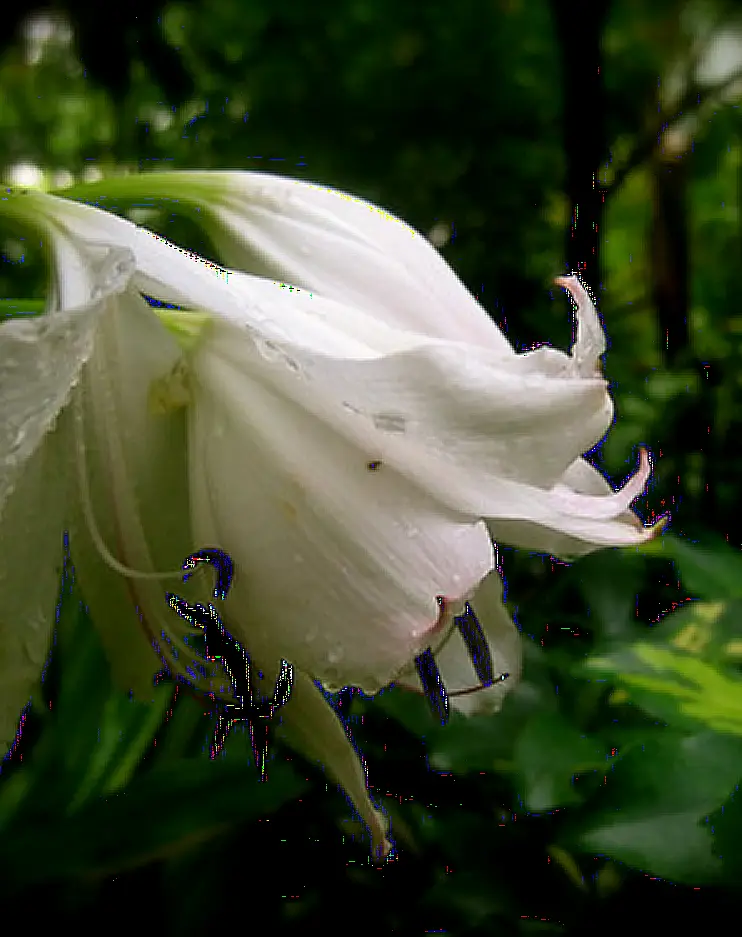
[414,648,449,726]
[455,602,495,687]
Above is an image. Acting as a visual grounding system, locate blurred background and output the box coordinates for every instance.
[2,0,742,932]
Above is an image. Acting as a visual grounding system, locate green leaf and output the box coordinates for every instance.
[0,757,306,885]
[513,712,605,810]
[599,730,742,815]
[585,641,742,736]
[637,531,742,600]
[576,549,645,644]
[578,810,722,885]
[0,298,46,320]
[66,683,174,813]
[565,730,742,884]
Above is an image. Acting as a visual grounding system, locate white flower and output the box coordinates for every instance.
[182,262,656,710]
[0,188,222,740]
[1,175,664,860]
[53,171,662,712]
[102,171,658,711]
[0,188,394,857]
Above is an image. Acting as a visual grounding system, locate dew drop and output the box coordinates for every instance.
[372,412,407,433]
[327,646,344,665]
[10,424,27,452]
[23,625,49,665]
[254,337,302,374]
[255,337,283,362]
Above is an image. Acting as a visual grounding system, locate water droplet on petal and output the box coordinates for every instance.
[23,622,50,665]
[254,337,301,374]
[248,303,268,323]
[255,337,281,361]
[327,646,344,665]
[372,412,407,433]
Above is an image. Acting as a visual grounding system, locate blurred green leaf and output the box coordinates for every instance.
[578,810,721,885]
[565,730,742,884]
[514,712,605,811]
[638,531,742,600]
[575,548,645,644]
[585,641,742,736]
[0,756,306,885]
[0,297,45,319]
[599,730,742,815]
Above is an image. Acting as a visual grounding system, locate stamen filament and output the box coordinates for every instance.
[72,391,185,582]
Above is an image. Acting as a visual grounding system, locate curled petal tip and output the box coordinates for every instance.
[650,514,671,537]
[635,447,652,494]
[629,509,670,540]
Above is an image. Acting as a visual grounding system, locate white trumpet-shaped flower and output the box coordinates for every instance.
[0,187,395,857]
[0,189,231,733]
[1,175,665,860]
[83,171,661,706]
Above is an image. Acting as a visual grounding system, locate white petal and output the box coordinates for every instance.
[280,338,614,491]
[554,275,606,376]
[189,336,495,695]
[62,170,515,353]
[0,236,143,744]
[67,290,224,698]
[273,667,390,858]
[191,311,641,566]
[0,247,128,515]
[485,454,663,559]
[12,189,247,318]
[0,419,68,750]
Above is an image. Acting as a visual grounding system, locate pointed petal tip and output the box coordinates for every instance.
[649,513,671,537]
[554,274,586,300]
[373,835,394,862]
[628,446,653,501]
[628,508,670,542]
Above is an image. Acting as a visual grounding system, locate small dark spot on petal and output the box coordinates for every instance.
[366,460,382,471]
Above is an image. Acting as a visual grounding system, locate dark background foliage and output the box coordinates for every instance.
[2,0,742,933]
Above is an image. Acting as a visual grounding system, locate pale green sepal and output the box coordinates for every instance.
[152,307,213,353]
[275,668,391,860]
[68,295,227,701]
